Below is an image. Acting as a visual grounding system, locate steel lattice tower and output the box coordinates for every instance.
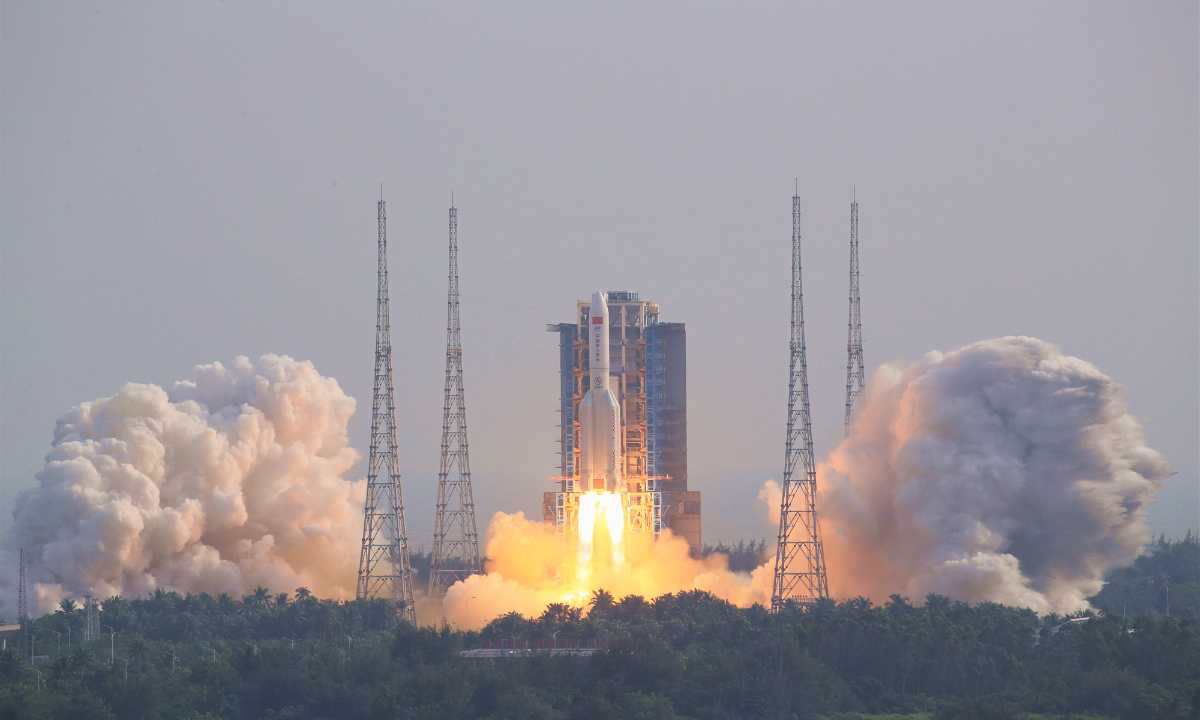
[356,196,417,624]
[844,195,865,437]
[429,203,482,596]
[83,589,100,641]
[771,191,829,610]
[18,549,27,658]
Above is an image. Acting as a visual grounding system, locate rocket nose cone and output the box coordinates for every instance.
[591,291,608,318]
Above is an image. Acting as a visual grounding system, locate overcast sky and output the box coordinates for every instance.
[2,2,1196,547]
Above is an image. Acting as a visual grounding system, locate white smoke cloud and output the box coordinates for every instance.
[0,355,365,617]
[817,336,1173,614]
[758,479,781,526]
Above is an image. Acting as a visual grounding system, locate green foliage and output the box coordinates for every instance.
[1090,532,1200,620]
[1,578,1195,719]
[701,539,769,573]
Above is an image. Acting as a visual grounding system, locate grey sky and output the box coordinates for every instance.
[2,2,1196,549]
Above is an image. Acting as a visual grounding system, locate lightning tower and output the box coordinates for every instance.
[429,202,482,595]
[357,195,417,624]
[18,549,27,658]
[771,190,829,610]
[844,193,865,436]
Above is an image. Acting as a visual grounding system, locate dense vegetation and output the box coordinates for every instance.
[701,539,770,573]
[0,535,1194,720]
[1089,533,1198,620]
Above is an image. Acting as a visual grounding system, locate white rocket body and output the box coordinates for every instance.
[579,291,624,493]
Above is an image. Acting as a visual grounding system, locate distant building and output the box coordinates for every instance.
[544,291,700,555]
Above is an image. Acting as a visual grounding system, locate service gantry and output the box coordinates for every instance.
[356,195,417,624]
[770,190,829,610]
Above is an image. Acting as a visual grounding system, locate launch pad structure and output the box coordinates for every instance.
[545,292,700,557]
[346,187,853,613]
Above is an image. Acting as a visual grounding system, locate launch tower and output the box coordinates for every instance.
[429,203,483,595]
[771,192,829,609]
[356,196,417,624]
[545,292,699,555]
[844,194,865,436]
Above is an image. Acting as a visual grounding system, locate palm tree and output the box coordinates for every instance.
[614,594,650,622]
[886,593,913,614]
[57,599,78,615]
[285,599,307,639]
[0,648,26,683]
[924,593,952,613]
[537,603,583,636]
[274,592,290,607]
[484,612,532,639]
[295,587,312,600]
[314,602,340,640]
[67,646,90,678]
[100,595,125,617]
[813,597,837,614]
[588,589,616,619]
[849,596,873,612]
[127,637,150,672]
[366,598,395,630]
[244,586,271,612]
[47,656,74,686]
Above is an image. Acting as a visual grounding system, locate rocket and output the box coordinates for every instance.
[579,291,624,493]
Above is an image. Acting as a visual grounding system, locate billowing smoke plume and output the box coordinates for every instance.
[0,355,365,617]
[816,336,1172,614]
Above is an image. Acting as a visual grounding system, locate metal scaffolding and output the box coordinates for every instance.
[845,194,865,436]
[429,204,483,595]
[645,327,666,478]
[83,589,100,642]
[771,192,829,610]
[356,196,417,624]
[18,549,27,659]
[546,323,579,487]
[544,296,698,555]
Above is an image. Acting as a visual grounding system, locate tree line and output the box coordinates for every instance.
[1089,532,1198,620]
[0,533,1193,719]
[0,585,1196,719]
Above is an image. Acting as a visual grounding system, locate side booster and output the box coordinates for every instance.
[578,291,624,493]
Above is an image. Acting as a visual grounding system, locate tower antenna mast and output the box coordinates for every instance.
[429,201,482,596]
[18,549,27,658]
[357,196,417,624]
[844,194,865,436]
[771,191,829,610]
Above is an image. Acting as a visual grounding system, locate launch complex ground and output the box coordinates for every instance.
[352,192,851,618]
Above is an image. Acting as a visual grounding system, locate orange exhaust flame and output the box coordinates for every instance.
[429,508,774,629]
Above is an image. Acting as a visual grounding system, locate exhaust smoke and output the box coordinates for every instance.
[816,336,1172,614]
[0,355,365,617]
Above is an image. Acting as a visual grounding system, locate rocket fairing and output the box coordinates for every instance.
[578,291,624,493]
